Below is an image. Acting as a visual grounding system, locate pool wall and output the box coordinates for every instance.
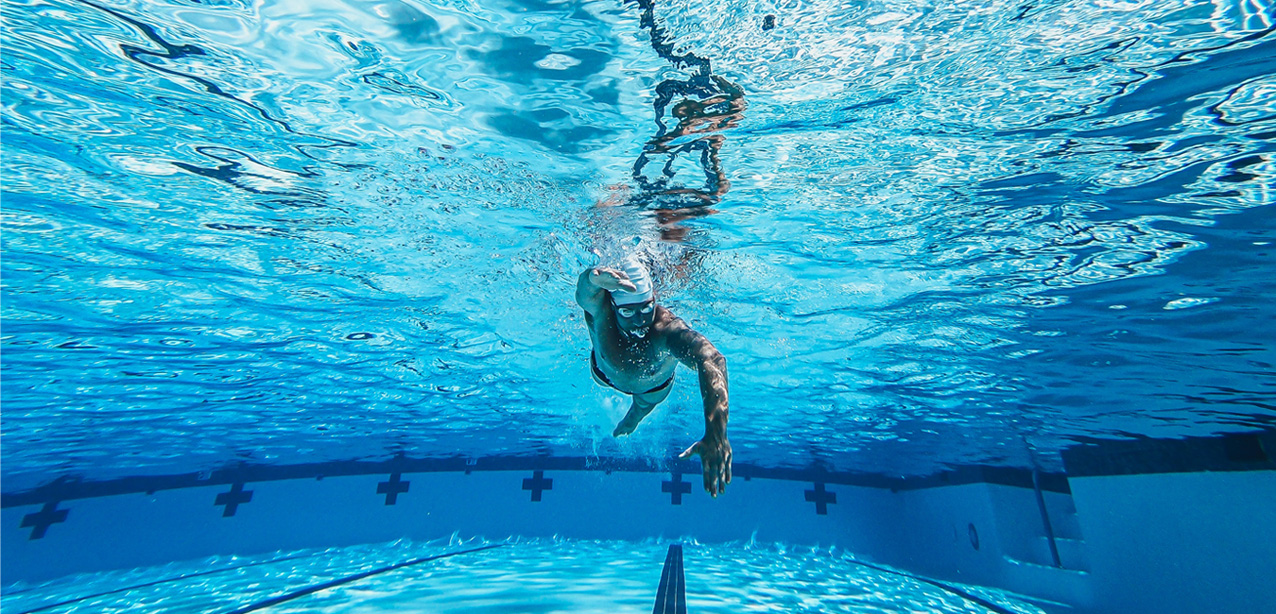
[4,431,1274,613]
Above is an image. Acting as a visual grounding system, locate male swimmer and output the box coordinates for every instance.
[576,256,731,496]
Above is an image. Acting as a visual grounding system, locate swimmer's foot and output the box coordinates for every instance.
[612,406,646,437]
[612,414,640,437]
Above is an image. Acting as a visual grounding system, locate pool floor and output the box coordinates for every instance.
[2,537,1047,613]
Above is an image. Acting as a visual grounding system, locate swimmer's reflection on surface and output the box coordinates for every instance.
[625,74,746,242]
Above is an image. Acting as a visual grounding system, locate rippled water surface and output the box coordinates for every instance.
[2,0,1274,487]
[0,538,1045,613]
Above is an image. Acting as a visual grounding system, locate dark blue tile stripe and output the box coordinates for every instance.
[220,544,504,614]
[1063,431,1275,477]
[17,552,321,614]
[39,431,1268,511]
[652,544,685,614]
[2,455,1082,509]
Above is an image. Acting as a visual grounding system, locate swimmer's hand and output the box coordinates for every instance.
[680,434,732,497]
[590,267,637,293]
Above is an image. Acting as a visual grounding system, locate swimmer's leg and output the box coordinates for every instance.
[612,385,673,437]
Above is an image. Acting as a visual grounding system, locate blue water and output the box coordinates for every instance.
[2,0,1274,492]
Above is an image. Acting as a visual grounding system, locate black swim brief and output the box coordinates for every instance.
[590,353,674,395]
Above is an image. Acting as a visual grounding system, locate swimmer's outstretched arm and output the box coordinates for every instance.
[576,267,636,317]
[668,321,731,497]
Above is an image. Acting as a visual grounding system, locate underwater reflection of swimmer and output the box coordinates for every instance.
[575,256,731,496]
[653,75,747,145]
[632,75,745,241]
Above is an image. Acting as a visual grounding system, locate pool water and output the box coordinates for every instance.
[2,0,1274,610]
[3,0,1271,487]
[1,538,1047,613]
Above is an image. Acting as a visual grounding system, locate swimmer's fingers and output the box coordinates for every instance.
[591,268,638,292]
[680,441,730,497]
[711,455,730,497]
[680,443,714,495]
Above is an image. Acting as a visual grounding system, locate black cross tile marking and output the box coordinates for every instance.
[21,501,69,540]
[804,482,837,515]
[215,483,253,517]
[377,473,410,505]
[522,470,552,502]
[662,472,692,505]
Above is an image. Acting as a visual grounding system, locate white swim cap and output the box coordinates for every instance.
[610,256,654,305]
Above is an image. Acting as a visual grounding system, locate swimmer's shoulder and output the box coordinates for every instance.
[652,306,692,337]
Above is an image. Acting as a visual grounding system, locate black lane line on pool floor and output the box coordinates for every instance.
[17,552,322,614]
[222,544,505,614]
[652,544,687,614]
[844,558,1018,614]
